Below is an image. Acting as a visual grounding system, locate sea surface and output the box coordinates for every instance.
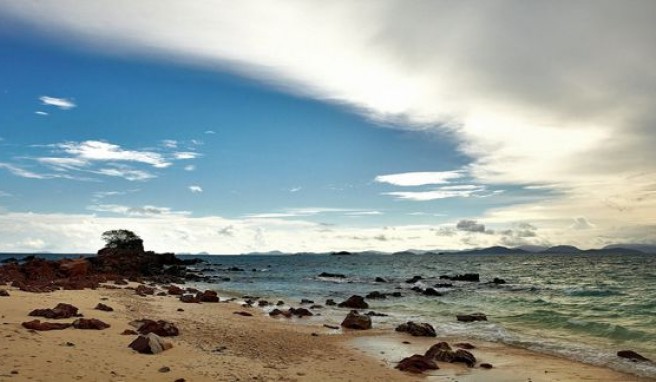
[3,251,656,377]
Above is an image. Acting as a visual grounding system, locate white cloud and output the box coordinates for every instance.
[39,96,76,109]
[375,171,464,186]
[184,165,196,171]
[56,140,171,168]
[204,130,216,135]
[0,163,51,179]
[384,186,487,201]
[173,151,200,160]
[161,139,178,148]
[289,187,302,193]
[189,185,203,193]
[87,204,190,217]
[35,111,48,116]
[95,167,155,181]
[570,217,595,230]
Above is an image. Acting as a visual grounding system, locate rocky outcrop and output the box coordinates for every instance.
[456,313,487,322]
[73,318,110,330]
[29,303,81,319]
[396,354,439,373]
[341,310,372,330]
[337,295,369,309]
[128,333,173,354]
[395,322,436,337]
[22,319,72,331]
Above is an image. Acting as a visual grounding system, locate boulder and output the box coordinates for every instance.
[492,277,506,284]
[365,291,387,299]
[405,276,422,284]
[456,313,487,322]
[94,303,114,312]
[337,295,369,309]
[167,285,184,295]
[454,349,477,367]
[480,363,494,369]
[617,350,651,362]
[269,309,292,318]
[128,333,173,354]
[197,290,219,303]
[29,303,81,319]
[318,272,346,279]
[341,310,372,330]
[300,299,314,304]
[131,319,180,337]
[73,318,110,330]
[396,354,439,373]
[395,322,436,337]
[289,307,313,317]
[21,319,71,331]
[441,273,480,282]
[425,342,455,362]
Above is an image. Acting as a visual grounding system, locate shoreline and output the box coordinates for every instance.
[1,284,654,381]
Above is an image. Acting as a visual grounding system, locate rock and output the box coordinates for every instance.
[396,354,439,373]
[375,277,388,283]
[258,300,270,307]
[179,294,199,303]
[177,308,184,312]
[233,311,253,317]
[156,291,166,296]
[325,299,336,306]
[365,311,389,317]
[135,285,155,296]
[395,322,436,337]
[433,283,453,288]
[0,289,9,296]
[276,300,285,306]
[174,379,186,382]
[341,310,372,330]
[128,333,173,354]
[197,290,219,303]
[389,292,403,297]
[227,267,244,272]
[132,319,180,337]
[269,309,292,318]
[21,319,71,331]
[323,324,340,330]
[422,288,442,296]
[337,295,369,309]
[29,303,81,319]
[300,299,314,304]
[365,291,387,299]
[425,342,456,362]
[114,279,129,285]
[441,273,480,282]
[121,329,138,335]
[289,307,313,317]
[480,363,493,369]
[309,305,323,309]
[167,285,184,295]
[492,277,506,284]
[454,349,477,367]
[95,303,114,312]
[73,318,110,330]
[158,366,171,373]
[58,258,90,278]
[454,342,476,349]
[617,350,651,362]
[405,276,423,283]
[457,313,487,322]
[318,272,346,279]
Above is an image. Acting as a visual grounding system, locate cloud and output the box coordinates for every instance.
[0,191,11,197]
[456,219,486,233]
[161,139,178,148]
[94,167,155,181]
[289,187,302,193]
[0,163,52,179]
[384,186,487,201]
[39,96,76,110]
[375,171,463,186]
[204,130,216,135]
[35,111,48,116]
[55,140,171,168]
[570,217,595,230]
[189,185,203,193]
[184,165,196,171]
[87,204,190,217]
[173,152,200,160]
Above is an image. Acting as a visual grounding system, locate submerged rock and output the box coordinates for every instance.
[456,313,487,322]
[405,276,423,284]
[396,354,438,373]
[422,288,442,296]
[395,322,436,337]
[375,277,388,283]
[341,310,372,330]
[318,272,346,279]
[325,299,336,306]
[441,273,480,282]
[337,295,369,309]
[365,291,387,299]
[617,350,651,362]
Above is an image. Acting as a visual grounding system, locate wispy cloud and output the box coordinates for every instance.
[87,204,190,217]
[184,165,196,172]
[161,139,178,149]
[39,96,76,110]
[0,163,52,179]
[173,152,200,160]
[204,130,216,135]
[384,185,490,201]
[94,167,155,181]
[35,111,48,116]
[55,140,171,168]
[189,185,203,193]
[375,171,464,187]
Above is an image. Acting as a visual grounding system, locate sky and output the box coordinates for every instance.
[1,1,655,254]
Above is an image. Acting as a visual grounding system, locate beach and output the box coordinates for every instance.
[1,284,653,382]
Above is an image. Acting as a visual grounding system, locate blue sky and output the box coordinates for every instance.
[1,1,655,253]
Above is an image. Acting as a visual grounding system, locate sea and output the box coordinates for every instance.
[3,251,656,378]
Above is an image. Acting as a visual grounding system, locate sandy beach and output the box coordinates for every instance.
[1,284,653,382]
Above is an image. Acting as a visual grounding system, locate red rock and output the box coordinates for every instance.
[128,333,173,354]
[73,318,110,330]
[135,285,155,296]
[121,329,138,335]
[29,303,80,319]
[22,319,71,331]
[480,363,493,369]
[337,295,369,309]
[289,307,313,317]
[454,349,476,367]
[58,258,90,278]
[197,290,219,303]
[167,285,184,295]
[233,311,253,317]
[132,319,179,337]
[425,342,455,362]
[94,303,114,312]
[395,322,436,337]
[396,354,439,373]
[341,310,372,330]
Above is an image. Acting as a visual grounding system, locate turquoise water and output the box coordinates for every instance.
[188,252,656,378]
